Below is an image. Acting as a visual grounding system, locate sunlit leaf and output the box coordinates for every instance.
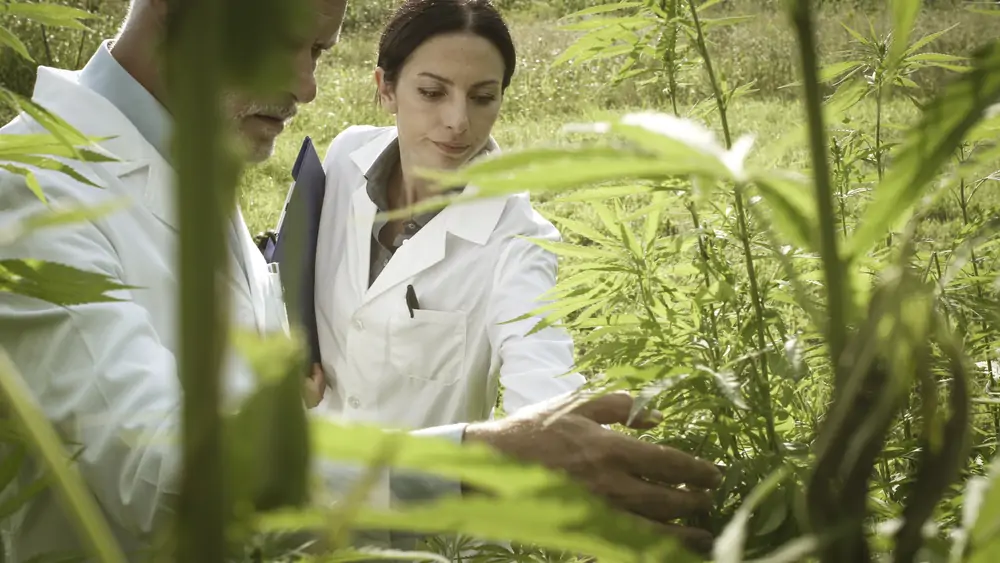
[1,165,46,204]
[0,259,134,305]
[1,156,105,190]
[0,90,100,153]
[0,24,32,62]
[2,2,97,29]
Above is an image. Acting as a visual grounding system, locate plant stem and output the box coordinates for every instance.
[687,0,776,452]
[39,25,53,66]
[661,0,681,116]
[686,0,731,147]
[789,0,845,386]
[164,0,233,560]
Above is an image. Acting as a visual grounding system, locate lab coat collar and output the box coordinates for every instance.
[351,128,509,303]
[348,127,504,247]
[31,65,177,232]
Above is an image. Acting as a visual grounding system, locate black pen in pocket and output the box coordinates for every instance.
[405,284,420,318]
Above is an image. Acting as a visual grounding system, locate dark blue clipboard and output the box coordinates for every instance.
[265,136,325,365]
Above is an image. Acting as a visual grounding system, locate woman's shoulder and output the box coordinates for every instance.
[320,124,396,165]
[492,192,560,241]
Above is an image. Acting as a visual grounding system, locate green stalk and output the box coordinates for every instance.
[660,0,681,117]
[686,0,777,452]
[164,0,234,560]
[788,0,845,386]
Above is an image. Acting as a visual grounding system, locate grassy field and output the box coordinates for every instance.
[235,5,956,235]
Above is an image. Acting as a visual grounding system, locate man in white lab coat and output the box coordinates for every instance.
[0,0,723,559]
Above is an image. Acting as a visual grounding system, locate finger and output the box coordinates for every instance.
[598,472,712,524]
[608,433,723,489]
[653,521,714,555]
[569,391,662,428]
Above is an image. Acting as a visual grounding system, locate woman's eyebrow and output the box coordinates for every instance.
[418,72,499,88]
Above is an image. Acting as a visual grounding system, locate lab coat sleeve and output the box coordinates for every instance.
[486,218,587,415]
[0,175,260,538]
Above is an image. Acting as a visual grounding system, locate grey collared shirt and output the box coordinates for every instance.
[364,138,499,286]
[364,139,444,285]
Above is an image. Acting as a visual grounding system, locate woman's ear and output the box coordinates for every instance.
[374,67,397,115]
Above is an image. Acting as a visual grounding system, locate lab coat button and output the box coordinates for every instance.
[348,396,361,408]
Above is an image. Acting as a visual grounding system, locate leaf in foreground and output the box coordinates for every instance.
[0,259,135,305]
[0,351,126,563]
[286,420,695,562]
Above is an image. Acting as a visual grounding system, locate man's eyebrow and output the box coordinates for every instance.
[418,72,499,88]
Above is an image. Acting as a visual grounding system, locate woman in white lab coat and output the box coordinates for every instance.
[311,0,586,430]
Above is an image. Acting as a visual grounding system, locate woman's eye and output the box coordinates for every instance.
[419,88,443,99]
[473,95,496,104]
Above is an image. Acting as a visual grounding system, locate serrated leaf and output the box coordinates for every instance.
[1,165,46,204]
[0,134,116,162]
[560,15,651,32]
[0,24,33,62]
[560,1,642,19]
[819,60,863,84]
[904,24,958,57]
[3,156,104,189]
[907,52,967,64]
[846,39,1000,259]
[840,22,873,49]
[0,259,135,306]
[0,90,95,148]
[548,215,618,245]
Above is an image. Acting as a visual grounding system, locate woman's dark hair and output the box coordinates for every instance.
[376,0,517,94]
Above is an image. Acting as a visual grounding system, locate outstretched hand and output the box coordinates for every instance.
[464,390,721,554]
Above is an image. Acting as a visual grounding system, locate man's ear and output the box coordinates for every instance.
[374,67,397,115]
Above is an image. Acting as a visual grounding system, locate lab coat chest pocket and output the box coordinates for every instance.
[388,308,466,384]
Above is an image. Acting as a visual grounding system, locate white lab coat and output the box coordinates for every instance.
[0,66,282,560]
[313,126,586,430]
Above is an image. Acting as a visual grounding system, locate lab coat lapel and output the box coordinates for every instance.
[350,186,377,300]
[31,66,178,233]
[347,128,505,304]
[31,66,263,328]
[364,213,448,303]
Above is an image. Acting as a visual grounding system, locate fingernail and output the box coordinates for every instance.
[646,409,663,424]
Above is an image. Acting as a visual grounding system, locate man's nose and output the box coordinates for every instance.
[291,50,318,105]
